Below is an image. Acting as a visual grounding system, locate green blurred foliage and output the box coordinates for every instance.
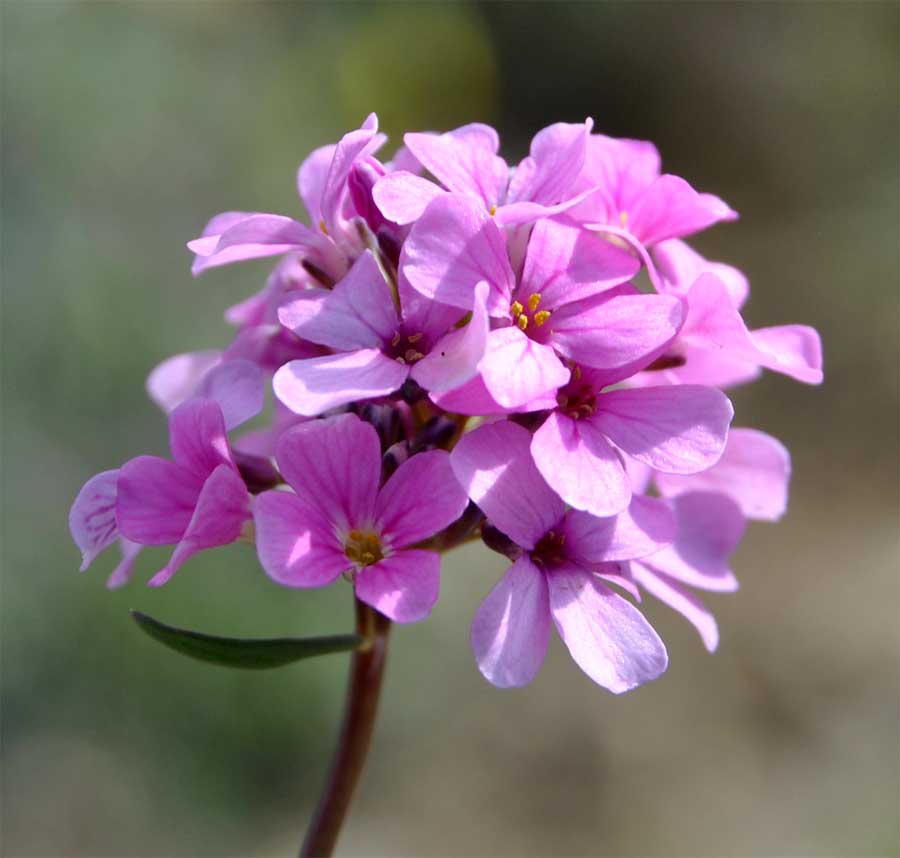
[2,2,897,856]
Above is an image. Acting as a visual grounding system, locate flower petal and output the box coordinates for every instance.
[594,385,733,474]
[510,119,592,207]
[148,465,250,586]
[105,538,143,590]
[146,350,222,416]
[632,563,719,652]
[531,411,631,518]
[273,349,409,417]
[168,399,234,476]
[375,450,468,548]
[450,420,565,550]
[401,194,515,317]
[372,171,447,225]
[274,413,381,532]
[479,327,570,409]
[193,360,265,430]
[355,549,441,623]
[470,556,550,688]
[254,489,348,587]
[652,238,749,308]
[69,470,121,571]
[297,143,336,226]
[548,563,668,693]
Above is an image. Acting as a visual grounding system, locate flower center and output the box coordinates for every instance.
[388,330,425,364]
[554,365,597,420]
[532,529,567,568]
[510,292,552,334]
[344,529,385,567]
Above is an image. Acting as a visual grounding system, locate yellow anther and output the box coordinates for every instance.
[319,219,329,235]
[391,331,402,347]
[572,364,582,381]
[534,310,551,327]
[407,332,423,343]
[404,348,424,363]
[527,293,542,312]
[510,301,524,317]
[516,315,529,332]
[489,205,498,216]
[619,211,628,228]
[348,529,364,541]
[345,529,384,567]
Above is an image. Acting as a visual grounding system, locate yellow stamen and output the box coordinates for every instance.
[534,310,551,327]
[407,332,423,343]
[489,205,498,216]
[619,211,628,228]
[345,529,384,567]
[527,293,542,312]
[319,219,329,235]
[516,315,529,332]
[510,300,524,317]
[391,331,402,347]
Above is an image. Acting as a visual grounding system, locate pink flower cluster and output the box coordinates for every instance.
[70,114,822,693]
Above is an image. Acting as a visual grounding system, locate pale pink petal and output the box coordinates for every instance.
[550,293,684,372]
[168,399,233,476]
[470,556,551,688]
[194,360,265,430]
[561,495,676,564]
[355,549,440,623]
[148,465,250,586]
[655,428,790,521]
[297,143,336,225]
[117,456,202,545]
[653,238,749,307]
[632,347,762,389]
[400,194,515,317]
[278,251,397,350]
[69,470,121,571]
[632,563,719,652]
[531,411,631,518]
[518,216,640,309]
[548,563,668,693]
[253,489,348,588]
[479,327,570,408]
[372,172,446,225]
[105,538,143,590]
[429,373,517,416]
[578,134,661,216]
[641,492,744,592]
[628,174,737,247]
[188,214,324,275]
[403,125,507,208]
[594,385,733,474]
[274,413,380,532]
[511,119,592,206]
[450,420,565,550]
[187,211,257,256]
[375,450,468,548]
[146,351,222,416]
[411,282,489,393]
[749,324,823,385]
[273,349,409,417]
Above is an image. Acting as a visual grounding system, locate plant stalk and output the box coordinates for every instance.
[300,598,392,857]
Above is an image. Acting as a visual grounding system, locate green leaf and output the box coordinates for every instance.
[131,611,364,669]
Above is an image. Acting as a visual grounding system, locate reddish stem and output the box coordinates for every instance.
[300,598,391,857]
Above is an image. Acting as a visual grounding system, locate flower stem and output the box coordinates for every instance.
[300,598,392,857]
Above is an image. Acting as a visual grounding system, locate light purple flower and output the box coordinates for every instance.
[253,413,469,622]
[451,420,673,691]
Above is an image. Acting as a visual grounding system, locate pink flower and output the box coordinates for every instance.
[253,413,469,623]
[451,420,673,691]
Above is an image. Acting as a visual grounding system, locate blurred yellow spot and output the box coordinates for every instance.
[345,530,384,567]
[619,211,628,228]
[527,293,542,312]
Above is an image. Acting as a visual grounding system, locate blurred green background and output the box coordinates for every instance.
[2,2,897,856]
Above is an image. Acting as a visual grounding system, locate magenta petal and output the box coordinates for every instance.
[273,349,409,417]
[531,411,631,517]
[656,427,790,521]
[401,194,515,317]
[372,171,446,225]
[403,126,506,208]
[519,216,640,310]
[375,450,468,548]
[146,350,222,416]
[628,174,737,247]
[561,494,676,564]
[641,492,744,592]
[148,465,250,586]
[470,556,550,688]
[254,489,348,588]
[168,399,233,476]
[548,564,668,693]
[479,327,570,409]
[411,282,489,393]
[355,549,440,623]
[550,293,684,372]
[69,470,121,571]
[194,360,265,430]
[117,456,202,545]
[274,413,381,532]
[594,385,733,474]
[450,420,565,550]
[278,251,397,350]
[632,563,719,652]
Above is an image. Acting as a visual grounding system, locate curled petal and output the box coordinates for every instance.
[69,470,121,571]
[146,351,222,416]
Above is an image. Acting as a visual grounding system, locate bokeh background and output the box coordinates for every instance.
[2,2,898,856]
